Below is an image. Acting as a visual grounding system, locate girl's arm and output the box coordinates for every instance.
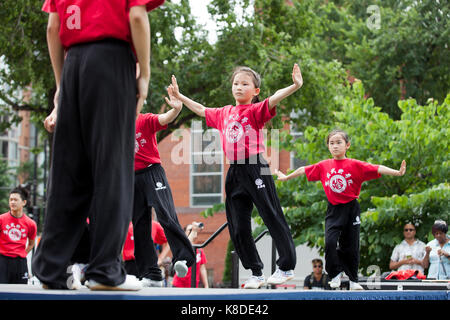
[275,167,306,181]
[268,63,303,109]
[169,75,207,117]
[377,160,406,176]
[158,86,182,126]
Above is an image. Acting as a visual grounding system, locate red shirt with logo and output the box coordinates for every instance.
[304,158,381,205]
[42,0,165,49]
[205,98,276,161]
[172,249,207,288]
[0,212,37,258]
[123,221,167,261]
[134,113,167,171]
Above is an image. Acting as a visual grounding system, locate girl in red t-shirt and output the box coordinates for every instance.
[167,64,303,289]
[276,129,406,290]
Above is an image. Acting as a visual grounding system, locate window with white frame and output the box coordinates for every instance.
[289,119,308,169]
[0,115,20,168]
[190,121,223,207]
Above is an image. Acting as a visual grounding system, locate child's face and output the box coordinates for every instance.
[327,134,350,159]
[232,72,260,105]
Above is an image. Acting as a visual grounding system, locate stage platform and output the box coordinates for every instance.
[0,284,449,301]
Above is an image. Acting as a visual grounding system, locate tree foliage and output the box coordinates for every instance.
[277,83,449,272]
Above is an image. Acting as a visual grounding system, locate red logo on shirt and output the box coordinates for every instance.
[3,223,26,241]
[325,168,353,194]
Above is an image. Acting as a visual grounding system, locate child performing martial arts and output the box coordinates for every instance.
[276,129,406,290]
[132,85,195,287]
[168,63,303,288]
[33,0,164,290]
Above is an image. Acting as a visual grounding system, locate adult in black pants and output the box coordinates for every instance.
[33,0,165,290]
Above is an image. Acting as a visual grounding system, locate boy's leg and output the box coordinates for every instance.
[147,165,195,267]
[78,40,136,286]
[225,166,264,275]
[32,51,93,289]
[132,179,162,281]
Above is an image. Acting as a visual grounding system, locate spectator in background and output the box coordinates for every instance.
[172,222,209,288]
[303,259,331,290]
[0,186,37,284]
[389,223,427,273]
[424,220,450,279]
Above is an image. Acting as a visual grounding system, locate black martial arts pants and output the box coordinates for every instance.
[32,39,136,288]
[225,154,296,275]
[0,254,28,284]
[133,164,195,281]
[324,199,361,282]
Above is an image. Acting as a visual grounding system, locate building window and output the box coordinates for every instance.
[190,121,223,207]
[0,115,20,168]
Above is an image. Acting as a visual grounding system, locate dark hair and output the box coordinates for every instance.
[231,66,261,103]
[10,186,29,202]
[326,129,350,145]
[312,258,323,265]
[431,220,448,234]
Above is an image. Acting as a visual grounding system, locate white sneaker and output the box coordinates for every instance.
[349,281,364,290]
[87,275,142,291]
[243,275,266,289]
[329,272,343,289]
[67,263,87,290]
[174,260,188,278]
[267,269,294,285]
[141,277,164,288]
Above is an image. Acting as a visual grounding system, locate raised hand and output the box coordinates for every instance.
[292,63,303,88]
[165,86,182,111]
[398,160,406,176]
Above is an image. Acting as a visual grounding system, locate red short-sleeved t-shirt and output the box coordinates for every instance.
[304,158,381,205]
[0,212,37,258]
[134,113,167,171]
[172,249,207,288]
[122,221,167,261]
[42,0,165,49]
[205,98,276,161]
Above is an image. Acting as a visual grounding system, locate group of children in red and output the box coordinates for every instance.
[0,0,407,291]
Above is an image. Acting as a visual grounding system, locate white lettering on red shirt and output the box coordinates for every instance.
[305,158,381,205]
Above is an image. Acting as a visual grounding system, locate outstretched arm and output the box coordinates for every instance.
[378,160,406,176]
[275,167,306,181]
[158,86,183,126]
[268,63,303,109]
[169,75,207,117]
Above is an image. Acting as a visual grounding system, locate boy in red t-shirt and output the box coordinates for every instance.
[0,187,37,284]
[276,129,406,290]
[168,63,303,289]
[132,85,195,287]
[33,0,164,291]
